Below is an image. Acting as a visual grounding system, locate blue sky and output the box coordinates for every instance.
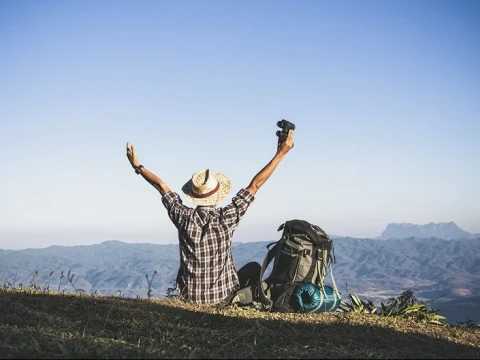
[1,0,479,249]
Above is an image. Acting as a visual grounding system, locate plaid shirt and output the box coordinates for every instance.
[161,188,255,304]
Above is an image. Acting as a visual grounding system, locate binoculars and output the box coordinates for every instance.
[276,119,295,143]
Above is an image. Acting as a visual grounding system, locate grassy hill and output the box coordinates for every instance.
[1,289,479,359]
[2,237,480,327]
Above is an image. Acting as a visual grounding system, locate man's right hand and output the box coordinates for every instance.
[277,130,294,156]
[246,129,295,196]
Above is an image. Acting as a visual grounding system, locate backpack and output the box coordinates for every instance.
[232,219,341,313]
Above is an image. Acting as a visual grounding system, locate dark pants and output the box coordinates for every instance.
[221,262,262,306]
[237,261,262,289]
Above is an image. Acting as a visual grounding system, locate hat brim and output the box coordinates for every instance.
[181,172,232,206]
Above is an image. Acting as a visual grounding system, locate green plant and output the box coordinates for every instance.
[378,290,446,325]
[340,290,447,325]
[339,294,378,314]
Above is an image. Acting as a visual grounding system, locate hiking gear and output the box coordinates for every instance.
[294,283,341,313]
[181,168,232,206]
[295,282,320,312]
[255,219,341,312]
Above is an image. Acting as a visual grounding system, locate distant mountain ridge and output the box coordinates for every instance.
[377,222,480,240]
[1,236,479,325]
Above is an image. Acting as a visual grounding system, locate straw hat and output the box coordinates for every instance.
[182,168,232,206]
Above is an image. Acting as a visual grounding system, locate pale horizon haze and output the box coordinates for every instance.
[1,0,479,250]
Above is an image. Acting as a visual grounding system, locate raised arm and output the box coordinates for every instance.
[126,142,171,195]
[126,141,192,228]
[246,130,294,196]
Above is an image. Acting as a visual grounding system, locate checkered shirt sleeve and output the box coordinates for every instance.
[219,188,255,229]
[161,191,193,229]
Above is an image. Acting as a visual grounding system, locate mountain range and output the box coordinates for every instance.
[377,221,480,240]
[1,222,479,325]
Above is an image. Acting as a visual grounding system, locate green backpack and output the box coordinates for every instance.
[233,219,341,313]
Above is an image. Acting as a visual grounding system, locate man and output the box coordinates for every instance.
[125,130,294,305]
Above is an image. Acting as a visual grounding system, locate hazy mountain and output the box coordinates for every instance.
[377,222,479,240]
[1,237,479,325]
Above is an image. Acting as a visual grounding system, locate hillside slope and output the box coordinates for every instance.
[0,290,479,359]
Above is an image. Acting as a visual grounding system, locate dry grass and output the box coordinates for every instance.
[0,289,479,359]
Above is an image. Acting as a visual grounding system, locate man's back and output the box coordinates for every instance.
[162,188,255,304]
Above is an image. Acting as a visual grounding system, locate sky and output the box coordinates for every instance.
[0,0,479,250]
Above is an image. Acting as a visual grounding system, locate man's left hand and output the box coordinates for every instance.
[126,141,140,168]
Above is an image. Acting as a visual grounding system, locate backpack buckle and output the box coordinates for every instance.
[255,286,260,298]
[303,248,312,257]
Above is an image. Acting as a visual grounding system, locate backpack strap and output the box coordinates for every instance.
[314,246,340,298]
[257,241,278,309]
[329,264,340,297]
[316,260,341,299]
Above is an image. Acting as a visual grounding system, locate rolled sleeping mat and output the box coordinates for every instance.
[294,282,321,313]
[294,283,341,313]
[316,284,342,313]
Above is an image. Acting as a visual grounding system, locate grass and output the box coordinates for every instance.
[0,289,479,359]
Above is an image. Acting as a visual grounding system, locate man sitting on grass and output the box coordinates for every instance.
[125,130,294,305]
